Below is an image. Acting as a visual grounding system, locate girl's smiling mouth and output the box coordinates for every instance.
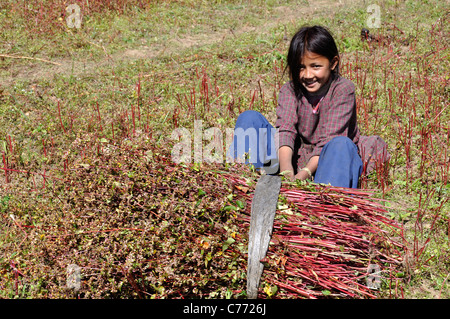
[303,79,320,90]
[304,80,317,87]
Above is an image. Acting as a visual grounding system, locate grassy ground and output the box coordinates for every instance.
[0,0,448,298]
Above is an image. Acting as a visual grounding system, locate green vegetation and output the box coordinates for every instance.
[0,0,448,298]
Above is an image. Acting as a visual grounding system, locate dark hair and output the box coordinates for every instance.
[286,25,340,98]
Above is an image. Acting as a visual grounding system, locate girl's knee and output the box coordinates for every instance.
[325,136,356,151]
[323,136,361,162]
[329,136,353,146]
[235,110,267,129]
[236,110,261,121]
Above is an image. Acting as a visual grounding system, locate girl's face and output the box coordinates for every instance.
[299,50,338,93]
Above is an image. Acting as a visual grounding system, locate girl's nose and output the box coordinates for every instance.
[304,67,313,79]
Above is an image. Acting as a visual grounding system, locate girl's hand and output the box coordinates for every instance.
[295,156,319,181]
[294,169,311,181]
[281,170,295,181]
[278,146,295,181]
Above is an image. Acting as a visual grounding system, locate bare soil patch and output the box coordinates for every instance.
[0,0,361,87]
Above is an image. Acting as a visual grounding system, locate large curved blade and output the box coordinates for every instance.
[247,174,281,299]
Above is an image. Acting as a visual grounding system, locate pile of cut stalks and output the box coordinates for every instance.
[231,176,407,299]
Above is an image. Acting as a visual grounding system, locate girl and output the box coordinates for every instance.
[229,25,389,188]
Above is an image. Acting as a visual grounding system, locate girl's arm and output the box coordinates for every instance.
[279,146,318,181]
[276,83,299,180]
[295,155,319,181]
[278,145,295,179]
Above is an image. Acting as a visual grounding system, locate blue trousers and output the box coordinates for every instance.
[314,136,363,188]
[228,110,279,174]
[230,111,363,188]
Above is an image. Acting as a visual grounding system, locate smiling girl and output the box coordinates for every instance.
[230,25,389,188]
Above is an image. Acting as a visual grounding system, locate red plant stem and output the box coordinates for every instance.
[57,101,66,134]
[416,57,421,84]
[42,170,46,189]
[172,108,179,128]
[282,263,368,298]
[201,67,209,108]
[136,75,141,121]
[96,101,103,132]
[120,265,143,299]
[192,87,196,118]
[70,114,74,131]
[232,176,406,298]
[131,104,136,135]
[270,279,316,299]
[32,175,36,190]
[145,103,150,133]
[249,90,257,110]
[42,139,47,157]
[3,152,8,183]
[8,135,13,154]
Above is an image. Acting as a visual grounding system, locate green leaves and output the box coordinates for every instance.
[222,194,246,213]
[222,237,235,252]
[6,136,253,298]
